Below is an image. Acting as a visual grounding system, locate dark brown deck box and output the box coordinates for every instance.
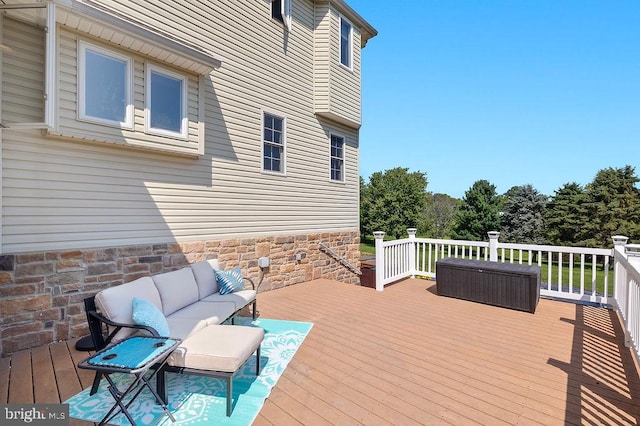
[360,262,376,288]
[436,258,541,313]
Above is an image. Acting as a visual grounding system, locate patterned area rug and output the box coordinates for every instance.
[66,318,313,425]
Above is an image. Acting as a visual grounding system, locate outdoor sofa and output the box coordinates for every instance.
[83,259,264,416]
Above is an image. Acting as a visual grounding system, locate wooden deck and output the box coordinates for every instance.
[2,278,640,425]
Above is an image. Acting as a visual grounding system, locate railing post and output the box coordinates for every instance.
[612,235,629,302]
[624,243,640,347]
[407,228,417,278]
[488,231,500,262]
[374,231,385,292]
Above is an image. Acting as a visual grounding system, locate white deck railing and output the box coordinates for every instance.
[612,240,640,368]
[373,229,640,366]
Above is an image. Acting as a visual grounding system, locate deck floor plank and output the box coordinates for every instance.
[31,345,59,403]
[4,278,640,425]
[49,341,82,402]
[68,338,96,390]
[7,349,33,403]
[0,356,10,403]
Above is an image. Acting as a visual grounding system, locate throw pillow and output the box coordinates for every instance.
[131,297,170,336]
[216,266,246,295]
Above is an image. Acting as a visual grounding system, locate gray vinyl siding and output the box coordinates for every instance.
[313,4,362,128]
[1,16,45,125]
[328,7,362,127]
[313,3,331,115]
[0,0,362,253]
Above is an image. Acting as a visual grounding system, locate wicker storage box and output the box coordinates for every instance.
[436,258,541,313]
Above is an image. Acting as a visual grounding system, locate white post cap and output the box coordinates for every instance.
[612,235,629,246]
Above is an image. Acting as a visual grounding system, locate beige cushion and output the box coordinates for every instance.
[201,290,256,311]
[153,268,199,316]
[94,277,162,341]
[165,317,208,340]
[207,259,221,270]
[169,325,264,372]
[190,261,218,298]
[167,301,237,326]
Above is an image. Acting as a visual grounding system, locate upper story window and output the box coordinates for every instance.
[330,134,345,182]
[271,0,292,30]
[339,16,353,69]
[78,41,133,128]
[263,112,286,174]
[145,64,188,139]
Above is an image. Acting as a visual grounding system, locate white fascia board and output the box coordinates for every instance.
[55,0,222,74]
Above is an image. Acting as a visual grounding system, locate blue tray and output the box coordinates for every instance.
[88,336,178,370]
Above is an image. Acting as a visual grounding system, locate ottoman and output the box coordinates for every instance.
[162,324,265,416]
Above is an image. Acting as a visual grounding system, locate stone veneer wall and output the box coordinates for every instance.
[0,231,360,356]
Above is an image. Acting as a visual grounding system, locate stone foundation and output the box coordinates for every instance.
[0,231,361,356]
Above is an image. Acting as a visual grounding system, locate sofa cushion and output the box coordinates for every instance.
[165,317,208,341]
[153,268,200,316]
[167,301,237,326]
[168,324,264,372]
[190,261,218,298]
[131,297,170,336]
[216,266,246,295]
[201,290,256,312]
[94,276,162,342]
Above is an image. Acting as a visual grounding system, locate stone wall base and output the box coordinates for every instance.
[0,231,361,356]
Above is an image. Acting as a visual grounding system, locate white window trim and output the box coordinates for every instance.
[261,110,287,176]
[329,132,346,183]
[144,63,189,140]
[282,0,292,31]
[272,0,292,30]
[77,40,133,129]
[339,14,353,71]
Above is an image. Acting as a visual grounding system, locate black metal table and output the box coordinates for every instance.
[78,335,181,425]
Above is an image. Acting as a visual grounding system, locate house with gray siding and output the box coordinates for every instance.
[0,0,376,355]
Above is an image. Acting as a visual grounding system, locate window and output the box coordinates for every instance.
[263,113,285,173]
[330,134,345,181]
[145,64,188,138]
[271,0,291,30]
[340,16,352,69]
[78,41,132,128]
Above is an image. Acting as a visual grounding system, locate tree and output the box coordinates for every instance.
[500,184,547,243]
[360,168,428,239]
[578,165,640,247]
[451,180,501,241]
[545,182,585,246]
[423,193,461,238]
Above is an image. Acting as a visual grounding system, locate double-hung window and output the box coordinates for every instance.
[330,134,345,182]
[78,41,132,128]
[263,112,285,174]
[339,16,352,69]
[145,64,188,138]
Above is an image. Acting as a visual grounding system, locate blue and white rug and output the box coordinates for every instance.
[66,318,313,425]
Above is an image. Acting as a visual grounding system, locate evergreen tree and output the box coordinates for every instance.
[360,168,428,239]
[451,180,501,241]
[545,182,585,246]
[578,165,640,247]
[360,176,373,239]
[500,184,547,243]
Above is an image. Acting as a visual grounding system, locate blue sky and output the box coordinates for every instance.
[350,1,640,199]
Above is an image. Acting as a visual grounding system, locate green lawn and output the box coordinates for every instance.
[360,236,375,255]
